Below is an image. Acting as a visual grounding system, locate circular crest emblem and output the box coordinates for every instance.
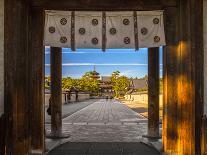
[154,36,160,43]
[92,19,98,26]
[153,18,159,24]
[123,19,130,25]
[60,18,67,25]
[60,36,67,43]
[79,28,86,35]
[91,38,98,45]
[124,37,130,44]
[110,28,117,35]
[49,26,55,33]
[141,27,148,35]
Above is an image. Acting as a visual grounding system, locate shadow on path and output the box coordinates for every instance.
[47,142,160,155]
[45,99,98,124]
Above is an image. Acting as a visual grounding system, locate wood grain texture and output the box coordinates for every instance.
[4,0,30,154]
[30,0,177,10]
[192,0,204,154]
[177,0,203,154]
[0,114,5,155]
[50,47,63,136]
[163,0,204,154]
[148,47,159,137]
[29,7,45,154]
[163,6,179,154]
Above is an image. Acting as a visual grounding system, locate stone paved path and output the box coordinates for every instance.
[62,99,147,125]
[46,99,153,152]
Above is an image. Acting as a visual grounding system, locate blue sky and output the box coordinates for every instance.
[45,47,163,78]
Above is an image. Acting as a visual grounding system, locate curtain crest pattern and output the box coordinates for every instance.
[44,10,166,50]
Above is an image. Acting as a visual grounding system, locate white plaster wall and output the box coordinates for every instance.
[124,93,163,106]
[45,93,91,106]
[0,0,4,115]
[204,0,207,114]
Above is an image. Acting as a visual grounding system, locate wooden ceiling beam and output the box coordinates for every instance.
[30,0,177,10]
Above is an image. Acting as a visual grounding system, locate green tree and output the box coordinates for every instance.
[81,71,100,94]
[111,71,130,97]
[111,70,120,82]
[45,76,51,89]
[62,77,76,90]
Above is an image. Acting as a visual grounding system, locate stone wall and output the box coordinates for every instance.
[0,0,4,115]
[204,0,207,114]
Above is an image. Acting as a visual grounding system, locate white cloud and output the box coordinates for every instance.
[45,63,148,66]
[45,51,143,54]
[120,70,137,76]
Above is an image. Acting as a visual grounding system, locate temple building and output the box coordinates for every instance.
[99,76,114,97]
[91,66,100,80]
[129,76,148,93]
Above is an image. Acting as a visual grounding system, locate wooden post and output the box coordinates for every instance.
[147,47,160,138]
[29,8,45,154]
[176,0,203,154]
[163,0,204,154]
[202,115,207,154]
[51,47,62,137]
[47,47,69,139]
[0,115,5,155]
[163,7,179,154]
[4,0,30,154]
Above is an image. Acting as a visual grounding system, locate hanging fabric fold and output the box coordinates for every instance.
[75,11,102,49]
[44,10,71,48]
[137,10,166,48]
[105,12,135,49]
[44,10,166,50]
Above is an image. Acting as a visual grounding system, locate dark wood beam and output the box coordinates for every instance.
[147,47,160,138]
[0,115,5,155]
[177,0,203,154]
[50,47,62,137]
[163,0,204,154]
[29,7,45,154]
[193,0,204,154]
[30,0,177,10]
[162,6,179,154]
[4,0,30,154]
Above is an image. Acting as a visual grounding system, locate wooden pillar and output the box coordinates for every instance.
[147,47,160,138]
[50,47,62,137]
[47,47,69,139]
[163,7,179,154]
[177,0,203,154]
[0,115,5,155]
[163,0,204,154]
[4,0,30,154]
[29,8,45,154]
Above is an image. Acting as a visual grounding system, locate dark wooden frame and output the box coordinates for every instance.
[3,0,203,154]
